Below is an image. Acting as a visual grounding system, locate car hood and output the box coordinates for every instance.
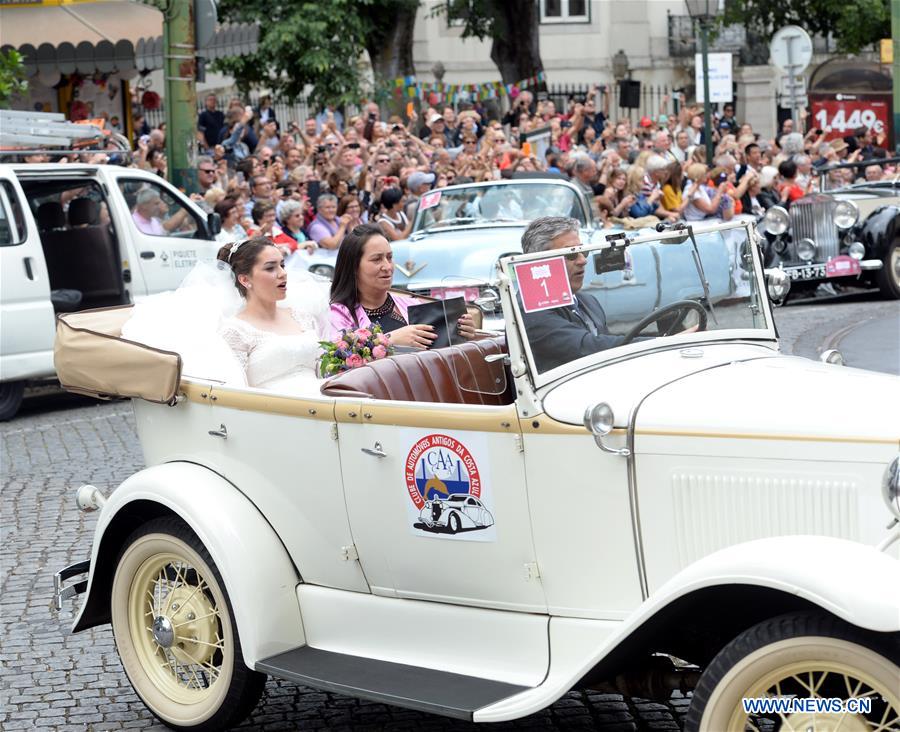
[391,226,527,291]
[542,343,780,427]
[543,345,899,460]
[634,355,899,458]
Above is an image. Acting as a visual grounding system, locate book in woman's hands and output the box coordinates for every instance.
[406,297,467,349]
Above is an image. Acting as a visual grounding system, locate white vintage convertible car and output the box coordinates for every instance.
[53,219,899,732]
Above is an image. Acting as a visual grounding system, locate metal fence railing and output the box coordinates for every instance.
[545,82,677,125]
[144,91,320,130]
[141,83,680,133]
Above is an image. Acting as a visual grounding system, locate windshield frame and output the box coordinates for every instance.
[411,179,591,234]
[498,219,777,391]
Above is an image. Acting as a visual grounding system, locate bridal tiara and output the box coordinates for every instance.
[227,240,247,262]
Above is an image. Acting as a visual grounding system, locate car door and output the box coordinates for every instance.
[0,169,55,382]
[105,170,219,294]
[336,401,547,614]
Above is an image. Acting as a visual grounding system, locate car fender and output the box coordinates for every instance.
[645,535,900,631]
[73,461,305,667]
[859,204,900,259]
[475,535,899,722]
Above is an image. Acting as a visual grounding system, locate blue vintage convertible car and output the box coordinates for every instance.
[299,178,743,330]
[384,179,744,330]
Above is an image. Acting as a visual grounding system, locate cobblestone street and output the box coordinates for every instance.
[1,398,687,731]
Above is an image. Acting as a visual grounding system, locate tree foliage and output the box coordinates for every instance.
[433,0,543,84]
[212,0,420,106]
[721,0,889,54]
[0,49,28,109]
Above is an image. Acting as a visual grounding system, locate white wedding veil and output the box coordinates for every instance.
[121,258,332,385]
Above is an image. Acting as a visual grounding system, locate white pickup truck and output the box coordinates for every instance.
[0,162,221,419]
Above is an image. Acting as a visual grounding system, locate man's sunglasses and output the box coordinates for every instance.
[564,251,584,262]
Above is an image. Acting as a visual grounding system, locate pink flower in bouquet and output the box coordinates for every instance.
[345,353,365,369]
[355,328,372,341]
[372,345,387,359]
[336,340,349,351]
[376,334,389,345]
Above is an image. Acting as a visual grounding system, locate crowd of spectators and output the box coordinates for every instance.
[23,86,896,254]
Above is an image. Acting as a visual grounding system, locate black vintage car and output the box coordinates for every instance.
[761,158,900,300]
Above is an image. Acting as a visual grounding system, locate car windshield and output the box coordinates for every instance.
[414,183,586,232]
[504,223,771,379]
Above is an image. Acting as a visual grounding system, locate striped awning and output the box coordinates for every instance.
[0,0,162,77]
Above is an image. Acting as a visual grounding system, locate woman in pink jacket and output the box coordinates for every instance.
[328,223,475,347]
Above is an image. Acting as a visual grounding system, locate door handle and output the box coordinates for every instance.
[208,424,227,439]
[140,251,156,259]
[23,257,34,280]
[361,442,386,458]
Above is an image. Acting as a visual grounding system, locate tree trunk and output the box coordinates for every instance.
[365,4,417,82]
[488,0,544,85]
[363,2,417,117]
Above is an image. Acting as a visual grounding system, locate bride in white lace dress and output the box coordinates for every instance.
[217,238,323,392]
[121,237,329,395]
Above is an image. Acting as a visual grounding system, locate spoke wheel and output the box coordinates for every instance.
[686,612,900,732]
[111,517,265,730]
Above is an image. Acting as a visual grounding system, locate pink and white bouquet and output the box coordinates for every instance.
[318,324,394,377]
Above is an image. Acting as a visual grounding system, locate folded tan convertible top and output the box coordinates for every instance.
[54,305,182,404]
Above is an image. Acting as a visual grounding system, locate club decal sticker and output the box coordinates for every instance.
[405,433,495,541]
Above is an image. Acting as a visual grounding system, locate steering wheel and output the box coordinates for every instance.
[620,299,708,345]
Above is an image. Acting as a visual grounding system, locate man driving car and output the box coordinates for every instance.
[520,217,696,372]
[520,217,625,372]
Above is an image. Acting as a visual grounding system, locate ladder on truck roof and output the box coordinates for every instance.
[0,109,131,157]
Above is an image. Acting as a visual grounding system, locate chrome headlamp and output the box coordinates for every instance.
[765,268,791,302]
[474,287,501,312]
[883,456,900,520]
[583,403,629,457]
[796,238,817,262]
[832,199,859,229]
[309,264,335,279]
[583,403,614,436]
[763,206,790,236]
[847,241,866,260]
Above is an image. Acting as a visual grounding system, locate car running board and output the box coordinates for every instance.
[257,646,529,720]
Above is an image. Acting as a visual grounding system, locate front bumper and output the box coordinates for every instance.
[54,559,90,611]
[781,259,882,283]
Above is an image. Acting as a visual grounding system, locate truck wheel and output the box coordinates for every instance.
[876,239,900,299]
[0,380,25,421]
[111,517,266,731]
[685,612,900,732]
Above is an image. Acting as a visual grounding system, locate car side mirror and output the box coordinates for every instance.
[207,212,222,237]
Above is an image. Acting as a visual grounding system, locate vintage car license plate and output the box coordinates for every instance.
[825,255,861,278]
[430,286,480,301]
[783,263,827,281]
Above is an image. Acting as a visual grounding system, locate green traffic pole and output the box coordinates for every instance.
[700,20,714,166]
[162,0,198,191]
[893,0,900,153]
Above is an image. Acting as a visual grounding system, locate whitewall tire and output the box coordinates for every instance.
[111,517,266,730]
[686,612,900,732]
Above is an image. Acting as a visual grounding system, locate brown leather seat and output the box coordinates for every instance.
[320,337,511,406]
